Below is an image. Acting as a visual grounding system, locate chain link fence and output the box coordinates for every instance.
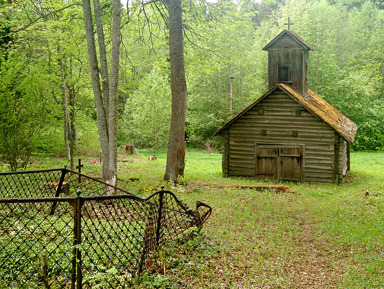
[0,169,211,288]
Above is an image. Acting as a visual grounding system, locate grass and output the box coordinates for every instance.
[2,149,384,288]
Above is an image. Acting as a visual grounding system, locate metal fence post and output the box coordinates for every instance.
[72,190,83,289]
[49,167,67,215]
[155,186,165,248]
[55,167,67,197]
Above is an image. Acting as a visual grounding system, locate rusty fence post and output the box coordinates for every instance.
[56,167,67,197]
[76,159,83,183]
[49,167,67,215]
[72,190,83,289]
[155,186,165,248]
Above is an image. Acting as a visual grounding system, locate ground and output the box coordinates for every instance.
[3,150,384,288]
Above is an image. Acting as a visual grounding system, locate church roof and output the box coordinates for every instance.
[262,30,315,51]
[213,83,357,143]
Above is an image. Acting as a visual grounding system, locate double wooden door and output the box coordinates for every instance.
[255,145,302,182]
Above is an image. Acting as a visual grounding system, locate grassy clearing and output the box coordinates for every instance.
[3,150,384,288]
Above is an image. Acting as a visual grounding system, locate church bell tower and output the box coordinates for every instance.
[262,25,314,96]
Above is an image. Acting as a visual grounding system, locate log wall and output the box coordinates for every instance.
[225,90,345,183]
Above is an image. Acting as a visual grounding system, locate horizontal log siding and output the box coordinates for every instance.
[227,92,338,182]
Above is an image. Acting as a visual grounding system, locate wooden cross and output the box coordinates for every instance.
[284,17,294,30]
[76,159,83,183]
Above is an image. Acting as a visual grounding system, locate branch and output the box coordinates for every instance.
[12,3,81,33]
[153,1,168,24]
[182,26,218,56]
[142,0,162,5]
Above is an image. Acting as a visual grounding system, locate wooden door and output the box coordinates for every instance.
[256,147,278,181]
[279,147,302,181]
[256,145,302,182]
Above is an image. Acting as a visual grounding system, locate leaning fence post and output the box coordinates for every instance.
[76,159,84,183]
[56,166,67,196]
[49,167,67,215]
[72,190,83,289]
[155,186,165,248]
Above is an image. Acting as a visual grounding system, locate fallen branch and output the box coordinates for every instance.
[208,184,300,195]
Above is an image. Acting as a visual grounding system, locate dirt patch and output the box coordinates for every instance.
[285,218,348,288]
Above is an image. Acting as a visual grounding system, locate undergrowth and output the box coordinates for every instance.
[2,150,384,288]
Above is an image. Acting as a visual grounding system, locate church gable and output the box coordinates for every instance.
[264,33,305,50]
[262,30,314,51]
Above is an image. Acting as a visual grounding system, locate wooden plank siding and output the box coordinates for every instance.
[226,91,340,183]
[340,138,348,180]
[268,49,309,96]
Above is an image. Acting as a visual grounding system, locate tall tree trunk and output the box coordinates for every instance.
[68,57,76,170]
[82,0,110,180]
[68,83,76,171]
[81,0,121,192]
[93,0,110,120]
[164,0,187,181]
[58,45,70,161]
[68,91,75,170]
[105,0,121,190]
[60,58,71,161]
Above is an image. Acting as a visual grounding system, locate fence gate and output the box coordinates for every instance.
[255,144,302,182]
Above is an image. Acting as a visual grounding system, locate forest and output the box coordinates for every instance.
[1,0,384,171]
[2,1,384,287]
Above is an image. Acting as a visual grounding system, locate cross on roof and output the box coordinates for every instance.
[284,17,294,30]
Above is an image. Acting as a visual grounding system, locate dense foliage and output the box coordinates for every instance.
[1,0,384,168]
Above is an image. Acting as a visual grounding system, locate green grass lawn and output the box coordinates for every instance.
[3,150,384,288]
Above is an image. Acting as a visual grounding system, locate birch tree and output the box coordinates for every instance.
[81,0,121,191]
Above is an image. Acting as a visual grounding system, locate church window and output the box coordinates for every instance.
[278,64,291,83]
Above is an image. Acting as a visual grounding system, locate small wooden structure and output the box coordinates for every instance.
[213,30,357,183]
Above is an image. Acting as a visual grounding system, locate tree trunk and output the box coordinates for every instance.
[81,0,121,193]
[93,0,110,120]
[82,0,110,180]
[105,0,121,191]
[164,0,187,181]
[68,80,76,171]
[120,144,139,155]
[58,47,70,161]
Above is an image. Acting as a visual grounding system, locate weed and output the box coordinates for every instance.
[4,151,384,287]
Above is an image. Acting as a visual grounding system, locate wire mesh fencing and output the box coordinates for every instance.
[0,168,212,288]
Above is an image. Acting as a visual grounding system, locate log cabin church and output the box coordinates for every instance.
[213,29,357,184]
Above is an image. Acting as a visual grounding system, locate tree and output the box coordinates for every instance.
[164,0,188,181]
[81,0,121,191]
[121,67,171,149]
[183,0,261,147]
[0,55,54,171]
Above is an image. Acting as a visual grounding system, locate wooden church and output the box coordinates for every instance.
[213,29,357,184]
